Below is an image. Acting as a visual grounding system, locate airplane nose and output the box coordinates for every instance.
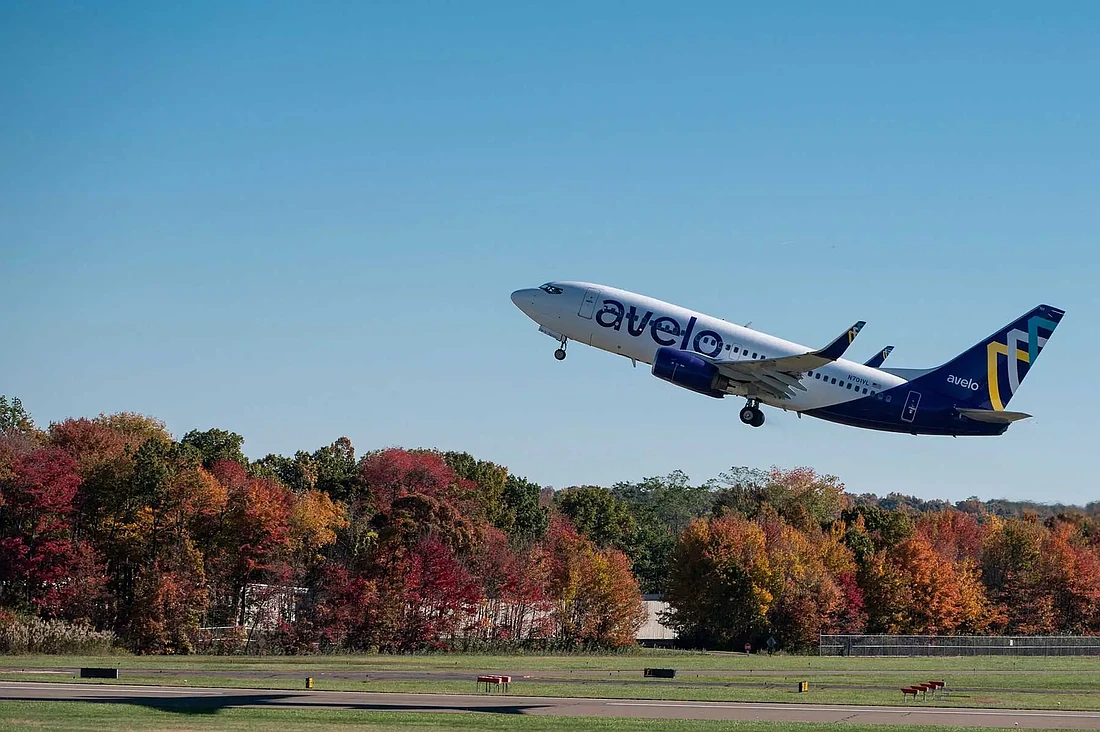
[511,288,539,316]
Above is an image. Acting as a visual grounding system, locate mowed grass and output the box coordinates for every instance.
[0,701,1041,732]
[2,652,1098,711]
[4,651,1100,673]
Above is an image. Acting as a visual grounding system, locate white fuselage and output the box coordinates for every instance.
[511,281,908,412]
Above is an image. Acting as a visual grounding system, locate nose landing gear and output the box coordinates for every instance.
[739,401,765,428]
[554,336,568,361]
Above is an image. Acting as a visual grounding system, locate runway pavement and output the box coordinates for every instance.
[2,681,1100,728]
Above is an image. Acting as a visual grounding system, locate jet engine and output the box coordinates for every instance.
[651,347,730,398]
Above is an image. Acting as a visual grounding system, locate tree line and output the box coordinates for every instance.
[1,395,1098,654]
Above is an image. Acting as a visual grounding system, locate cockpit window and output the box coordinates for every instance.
[539,283,563,295]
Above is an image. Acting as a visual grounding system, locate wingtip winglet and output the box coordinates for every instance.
[818,320,867,360]
[864,345,895,368]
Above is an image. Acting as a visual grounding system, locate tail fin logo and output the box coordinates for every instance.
[986,315,1059,410]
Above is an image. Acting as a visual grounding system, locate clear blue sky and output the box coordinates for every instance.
[3,2,1097,504]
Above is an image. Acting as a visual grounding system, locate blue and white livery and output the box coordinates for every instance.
[510,282,1064,436]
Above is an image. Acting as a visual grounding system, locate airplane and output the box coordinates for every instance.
[864,346,894,369]
[510,282,1064,436]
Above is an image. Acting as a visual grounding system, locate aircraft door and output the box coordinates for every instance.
[901,391,921,423]
[578,288,600,319]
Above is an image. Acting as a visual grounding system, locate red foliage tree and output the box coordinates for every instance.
[360,448,459,513]
[0,448,104,618]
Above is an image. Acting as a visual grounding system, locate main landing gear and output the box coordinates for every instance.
[739,401,765,428]
[554,336,568,361]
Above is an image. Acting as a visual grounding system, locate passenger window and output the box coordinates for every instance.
[733,347,739,353]
[752,352,757,358]
[862,388,868,394]
[846,383,852,390]
[831,378,837,385]
[885,395,892,402]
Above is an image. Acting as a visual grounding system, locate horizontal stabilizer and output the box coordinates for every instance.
[956,408,1032,424]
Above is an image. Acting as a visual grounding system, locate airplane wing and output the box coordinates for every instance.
[697,321,866,400]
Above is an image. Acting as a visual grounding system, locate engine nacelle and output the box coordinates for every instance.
[651,347,730,398]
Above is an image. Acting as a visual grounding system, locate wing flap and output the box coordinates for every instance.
[695,320,866,401]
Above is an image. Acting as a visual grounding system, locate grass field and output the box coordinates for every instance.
[5,650,1100,672]
[0,701,1037,732]
[2,652,1099,712]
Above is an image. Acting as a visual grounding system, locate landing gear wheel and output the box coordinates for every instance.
[740,403,765,427]
[554,337,568,361]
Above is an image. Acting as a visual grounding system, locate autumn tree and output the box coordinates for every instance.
[207,459,296,627]
[0,448,103,618]
[759,512,845,650]
[981,517,1053,633]
[115,438,213,652]
[469,527,552,642]
[444,451,509,530]
[713,466,846,531]
[544,517,645,648]
[664,514,773,648]
[1038,521,1100,634]
[889,534,994,634]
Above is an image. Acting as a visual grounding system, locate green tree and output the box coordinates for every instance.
[612,470,713,533]
[611,471,714,595]
[555,486,636,550]
[443,451,508,530]
[251,453,293,484]
[623,504,676,594]
[841,505,914,552]
[181,428,246,468]
[502,474,550,543]
[313,437,360,502]
[713,466,846,530]
[0,394,36,433]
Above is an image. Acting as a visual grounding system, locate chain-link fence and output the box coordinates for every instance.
[820,634,1100,657]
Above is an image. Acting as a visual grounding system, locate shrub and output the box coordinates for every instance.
[0,613,118,655]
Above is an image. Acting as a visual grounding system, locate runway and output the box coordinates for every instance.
[2,681,1100,729]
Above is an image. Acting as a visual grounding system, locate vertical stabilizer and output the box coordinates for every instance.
[910,304,1064,410]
